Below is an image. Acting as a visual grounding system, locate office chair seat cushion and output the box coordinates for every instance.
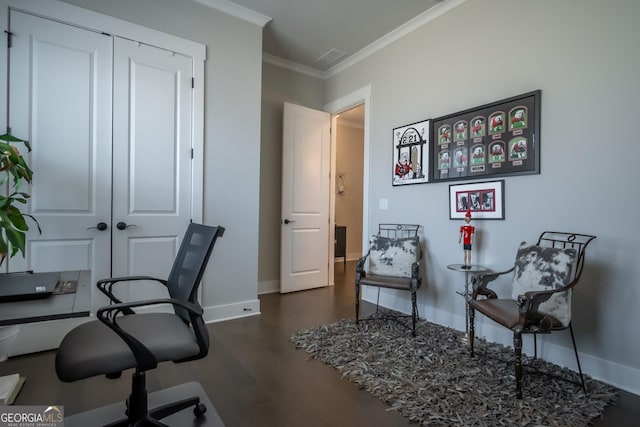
[55,312,201,382]
[368,235,420,278]
[510,242,577,327]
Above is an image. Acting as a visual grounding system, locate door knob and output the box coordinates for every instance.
[87,222,108,231]
[282,219,296,225]
[116,222,137,230]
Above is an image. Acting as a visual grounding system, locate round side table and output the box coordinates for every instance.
[447,264,489,345]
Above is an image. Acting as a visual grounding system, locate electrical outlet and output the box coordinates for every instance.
[379,198,388,210]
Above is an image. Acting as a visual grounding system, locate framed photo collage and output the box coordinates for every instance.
[392,90,540,186]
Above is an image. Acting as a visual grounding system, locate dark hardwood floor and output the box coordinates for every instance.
[1,261,638,426]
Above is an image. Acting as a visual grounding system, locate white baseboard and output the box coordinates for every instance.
[364,293,640,396]
[203,299,261,323]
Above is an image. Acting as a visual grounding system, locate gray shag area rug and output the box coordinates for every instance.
[291,313,618,426]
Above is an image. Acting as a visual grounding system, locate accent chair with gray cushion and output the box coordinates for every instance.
[355,224,423,336]
[55,223,225,426]
[468,231,596,399]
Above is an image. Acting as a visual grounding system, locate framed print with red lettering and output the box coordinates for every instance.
[392,119,430,186]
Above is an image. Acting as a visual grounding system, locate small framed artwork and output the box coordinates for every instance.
[449,179,505,220]
[392,119,430,186]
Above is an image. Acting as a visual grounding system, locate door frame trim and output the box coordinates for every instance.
[325,85,372,285]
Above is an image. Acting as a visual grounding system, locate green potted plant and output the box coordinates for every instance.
[0,133,41,363]
[0,133,40,266]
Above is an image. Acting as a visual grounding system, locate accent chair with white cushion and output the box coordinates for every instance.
[468,231,596,399]
[355,224,423,336]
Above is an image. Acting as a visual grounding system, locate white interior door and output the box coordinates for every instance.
[5,11,196,354]
[112,38,194,304]
[281,103,331,293]
[8,11,113,288]
[6,11,113,353]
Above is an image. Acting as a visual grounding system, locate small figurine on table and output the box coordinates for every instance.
[458,209,475,269]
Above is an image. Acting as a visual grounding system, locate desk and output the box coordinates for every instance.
[447,264,488,345]
[0,271,90,404]
[0,271,91,326]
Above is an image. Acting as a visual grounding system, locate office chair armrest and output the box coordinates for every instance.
[96,297,203,371]
[471,266,515,300]
[97,276,169,313]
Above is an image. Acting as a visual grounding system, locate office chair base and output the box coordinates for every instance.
[65,382,225,427]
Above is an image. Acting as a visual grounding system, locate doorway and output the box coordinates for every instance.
[334,104,364,283]
[325,85,371,287]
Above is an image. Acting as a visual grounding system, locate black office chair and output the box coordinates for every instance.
[55,223,225,426]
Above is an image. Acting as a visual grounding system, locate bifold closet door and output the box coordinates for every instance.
[8,11,113,290]
[111,38,194,305]
[9,14,194,307]
[6,8,196,354]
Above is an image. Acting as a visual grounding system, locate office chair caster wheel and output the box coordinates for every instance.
[194,403,207,418]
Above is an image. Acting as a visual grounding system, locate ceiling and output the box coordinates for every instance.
[195,0,455,77]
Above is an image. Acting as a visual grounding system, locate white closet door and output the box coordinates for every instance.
[6,11,113,354]
[8,11,113,288]
[111,38,194,304]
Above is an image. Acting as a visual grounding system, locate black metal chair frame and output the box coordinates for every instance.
[469,231,596,399]
[55,223,225,426]
[355,223,422,336]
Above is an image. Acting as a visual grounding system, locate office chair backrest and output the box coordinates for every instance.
[166,223,225,352]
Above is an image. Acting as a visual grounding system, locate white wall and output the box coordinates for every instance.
[324,0,640,393]
[61,0,264,320]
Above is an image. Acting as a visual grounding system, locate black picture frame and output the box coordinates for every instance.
[431,90,540,183]
[392,119,430,186]
[449,180,505,220]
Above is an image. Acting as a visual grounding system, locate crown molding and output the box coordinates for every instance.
[325,0,468,78]
[196,0,469,79]
[262,53,326,80]
[263,0,469,80]
[192,0,271,27]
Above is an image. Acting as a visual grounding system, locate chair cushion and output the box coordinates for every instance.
[469,299,521,329]
[55,313,201,382]
[511,242,577,326]
[360,273,413,290]
[368,235,420,278]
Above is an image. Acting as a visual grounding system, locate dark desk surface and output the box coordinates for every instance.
[0,271,91,326]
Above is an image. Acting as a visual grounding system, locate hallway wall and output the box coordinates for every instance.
[335,120,364,260]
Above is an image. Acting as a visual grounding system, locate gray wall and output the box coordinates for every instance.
[258,62,324,293]
[322,0,640,393]
[335,121,364,260]
[61,0,264,317]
